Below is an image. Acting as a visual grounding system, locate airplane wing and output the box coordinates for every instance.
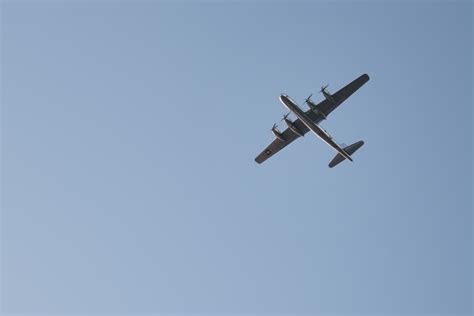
[254,74,369,164]
[255,119,310,164]
[317,73,370,116]
[254,110,340,164]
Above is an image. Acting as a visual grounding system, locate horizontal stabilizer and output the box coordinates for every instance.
[328,140,364,168]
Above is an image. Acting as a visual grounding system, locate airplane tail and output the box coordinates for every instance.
[328,141,364,168]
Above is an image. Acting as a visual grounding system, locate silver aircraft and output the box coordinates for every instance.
[255,74,369,168]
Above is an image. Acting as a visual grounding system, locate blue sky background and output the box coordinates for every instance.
[1,1,472,315]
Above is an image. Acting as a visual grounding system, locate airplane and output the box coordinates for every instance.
[255,74,370,168]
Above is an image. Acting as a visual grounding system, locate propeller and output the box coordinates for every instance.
[304,93,313,105]
[281,113,290,121]
[272,123,279,131]
[320,84,329,93]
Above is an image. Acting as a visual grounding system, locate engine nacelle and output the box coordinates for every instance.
[322,88,336,104]
[272,125,286,141]
[312,107,327,120]
[283,117,304,137]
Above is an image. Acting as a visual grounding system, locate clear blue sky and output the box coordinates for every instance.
[1,1,472,315]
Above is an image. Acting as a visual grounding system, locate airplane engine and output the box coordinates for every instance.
[312,107,327,120]
[321,86,336,104]
[271,124,286,141]
[283,116,304,137]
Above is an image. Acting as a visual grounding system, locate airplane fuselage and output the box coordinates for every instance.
[279,94,353,161]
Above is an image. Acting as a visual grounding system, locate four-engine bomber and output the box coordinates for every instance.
[255,74,370,167]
